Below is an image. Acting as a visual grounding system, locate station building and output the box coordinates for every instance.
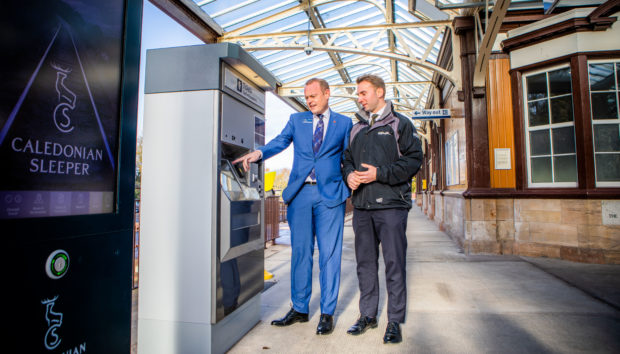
[418,0,620,264]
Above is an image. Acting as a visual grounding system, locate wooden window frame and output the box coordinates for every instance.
[587,58,620,188]
[510,51,620,198]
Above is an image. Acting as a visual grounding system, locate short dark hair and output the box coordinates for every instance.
[305,78,330,92]
[356,74,386,98]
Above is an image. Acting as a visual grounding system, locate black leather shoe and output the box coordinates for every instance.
[316,314,334,335]
[271,308,309,326]
[383,321,402,344]
[347,315,378,335]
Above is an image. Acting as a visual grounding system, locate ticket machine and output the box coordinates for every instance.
[139,43,277,353]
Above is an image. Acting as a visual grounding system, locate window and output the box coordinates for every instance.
[588,60,620,187]
[523,66,577,187]
[445,131,459,186]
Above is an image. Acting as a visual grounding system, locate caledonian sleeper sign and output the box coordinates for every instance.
[0,1,125,219]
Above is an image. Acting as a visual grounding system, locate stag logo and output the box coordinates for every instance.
[52,63,76,133]
[41,295,63,350]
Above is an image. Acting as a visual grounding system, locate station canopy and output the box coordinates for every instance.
[190,0,461,121]
[183,0,583,122]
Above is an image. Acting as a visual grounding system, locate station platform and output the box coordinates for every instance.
[228,206,620,353]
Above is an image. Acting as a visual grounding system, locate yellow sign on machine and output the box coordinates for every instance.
[264,171,276,192]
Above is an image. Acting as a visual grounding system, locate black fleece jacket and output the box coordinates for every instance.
[342,101,423,210]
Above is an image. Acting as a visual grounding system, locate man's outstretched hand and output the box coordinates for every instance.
[232,150,262,171]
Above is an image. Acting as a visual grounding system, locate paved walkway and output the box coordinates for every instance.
[229,206,620,353]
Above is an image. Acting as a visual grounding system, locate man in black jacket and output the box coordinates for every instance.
[342,74,422,344]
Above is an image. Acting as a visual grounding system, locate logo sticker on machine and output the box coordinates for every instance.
[224,68,265,107]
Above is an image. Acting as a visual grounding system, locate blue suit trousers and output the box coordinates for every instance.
[287,184,345,315]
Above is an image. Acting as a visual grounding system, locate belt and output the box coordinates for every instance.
[304,181,317,185]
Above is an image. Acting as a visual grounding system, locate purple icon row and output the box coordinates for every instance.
[0,191,113,219]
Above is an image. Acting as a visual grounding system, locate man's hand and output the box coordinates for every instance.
[356,163,377,184]
[347,172,362,191]
[232,150,262,171]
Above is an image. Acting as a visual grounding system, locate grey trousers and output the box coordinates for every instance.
[352,207,409,323]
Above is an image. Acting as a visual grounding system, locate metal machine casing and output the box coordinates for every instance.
[139,43,277,354]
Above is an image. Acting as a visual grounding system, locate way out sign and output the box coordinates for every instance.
[412,109,451,120]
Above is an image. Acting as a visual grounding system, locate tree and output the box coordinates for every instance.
[273,168,291,195]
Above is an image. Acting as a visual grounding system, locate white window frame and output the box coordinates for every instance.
[522,64,578,188]
[587,59,620,188]
[445,131,459,186]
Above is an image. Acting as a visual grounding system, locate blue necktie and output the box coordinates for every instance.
[309,114,324,180]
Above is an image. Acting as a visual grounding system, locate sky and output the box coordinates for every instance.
[138,1,294,171]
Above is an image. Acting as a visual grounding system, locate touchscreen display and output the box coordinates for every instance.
[0,1,126,219]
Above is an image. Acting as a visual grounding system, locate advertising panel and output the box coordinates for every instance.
[0,0,126,219]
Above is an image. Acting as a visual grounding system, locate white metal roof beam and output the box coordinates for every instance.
[282,57,391,84]
[281,81,431,90]
[302,1,355,88]
[239,43,455,83]
[219,23,456,84]
[408,0,449,21]
[223,0,387,36]
[386,0,401,103]
[221,20,452,39]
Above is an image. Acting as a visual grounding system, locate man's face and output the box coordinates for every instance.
[304,82,330,115]
[357,80,384,113]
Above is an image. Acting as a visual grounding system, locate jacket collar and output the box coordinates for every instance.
[355,100,396,128]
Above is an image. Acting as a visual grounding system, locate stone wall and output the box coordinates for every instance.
[419,192,620,264]
[434,191,443,225]
[441,193,465,249]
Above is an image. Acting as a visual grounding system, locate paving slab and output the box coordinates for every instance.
[230,207,620,354]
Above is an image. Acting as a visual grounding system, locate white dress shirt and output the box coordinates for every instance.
[305,108,331,182]
[370,102,386,125]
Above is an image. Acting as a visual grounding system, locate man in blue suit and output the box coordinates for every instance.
[233,78,352,335]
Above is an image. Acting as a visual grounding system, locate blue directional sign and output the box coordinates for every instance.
[411,109,451,120]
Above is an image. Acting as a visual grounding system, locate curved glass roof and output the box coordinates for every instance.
[192,0,457,119]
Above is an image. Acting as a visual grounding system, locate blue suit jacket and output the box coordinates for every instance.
[259,110,352,207]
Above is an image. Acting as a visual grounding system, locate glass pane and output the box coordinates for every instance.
[617,63,620,89]
[552,126,576,154]
[531,157,552,183]
[593,124,620,152]
[549,68,571,96]
[526,73,547,101]
[528,100,549,126]
[591,92,619,119]
[550,95,573,123]
[530,129,550,156]
[595,153,620,182]
[589,63,616,91]
[553,155,577,182]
